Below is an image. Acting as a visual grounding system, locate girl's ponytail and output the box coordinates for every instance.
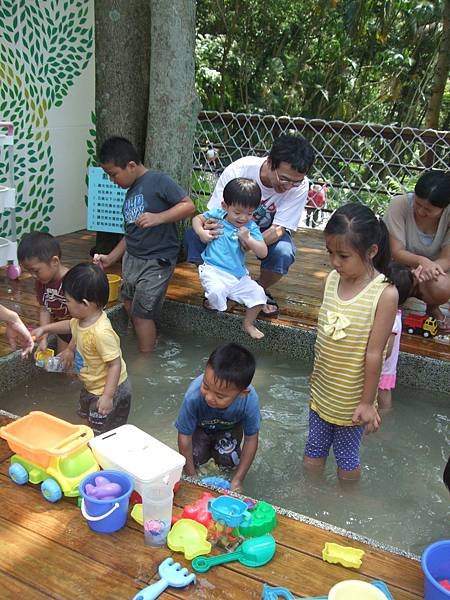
[374,218,392,283]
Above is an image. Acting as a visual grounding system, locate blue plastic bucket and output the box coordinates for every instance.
[80,470,133,534]
[422,540,450,600]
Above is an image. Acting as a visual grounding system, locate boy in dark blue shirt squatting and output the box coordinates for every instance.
[175,343,261,492]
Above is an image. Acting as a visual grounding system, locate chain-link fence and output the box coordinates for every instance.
[192,111,450,221]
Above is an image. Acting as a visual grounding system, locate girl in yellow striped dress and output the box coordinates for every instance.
[304,203,398,480]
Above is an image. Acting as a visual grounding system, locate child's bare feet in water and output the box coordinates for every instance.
[242,321,264,339]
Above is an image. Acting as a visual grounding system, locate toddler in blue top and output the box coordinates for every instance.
[192,177,268,339]
[175,343,261,491]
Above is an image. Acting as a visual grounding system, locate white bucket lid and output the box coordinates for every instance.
[89,424,185,483]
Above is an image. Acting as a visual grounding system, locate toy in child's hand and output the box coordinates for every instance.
[201,476,231,490]
[85,475,122,499]
[132,557,196,600]
[322,542,365,569]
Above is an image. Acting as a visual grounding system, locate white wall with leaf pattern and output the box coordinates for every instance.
[0,0,95,238]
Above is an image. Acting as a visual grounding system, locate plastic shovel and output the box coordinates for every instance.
[192,534,276,573]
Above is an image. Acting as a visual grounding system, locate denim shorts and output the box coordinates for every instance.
[304,408,364,471]
[121,251,175,320]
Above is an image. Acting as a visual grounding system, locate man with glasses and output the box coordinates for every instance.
[185,134,315,317]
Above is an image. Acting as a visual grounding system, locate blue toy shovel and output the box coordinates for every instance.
[132,557,196,600]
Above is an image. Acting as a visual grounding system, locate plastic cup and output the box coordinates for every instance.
[142,487,173,547]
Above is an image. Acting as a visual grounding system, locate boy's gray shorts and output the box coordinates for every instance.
[121,251,175,320]
[78,377,132,436]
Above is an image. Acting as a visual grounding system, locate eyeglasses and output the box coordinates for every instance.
[275,168,304,188]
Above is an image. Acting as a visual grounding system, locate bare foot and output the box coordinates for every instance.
[242,322,264,339]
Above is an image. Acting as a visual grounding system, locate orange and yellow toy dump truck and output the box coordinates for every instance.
[403,314,438,338]
[0,411,99,503]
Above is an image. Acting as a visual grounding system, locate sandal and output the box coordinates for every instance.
[202,298,218,313]
[258,290,279,319]
[436,318,450,334]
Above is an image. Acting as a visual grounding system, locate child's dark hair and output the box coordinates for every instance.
[223,178,261,210]
[17,231,61,263]
[415,170,450,209]
[444,455,450,492]
[390,262,414,306]
[325,203,392,281]
[207,343,256,390]
[99,136,141,169]
[62,263,109,308]
[268,134,315,174]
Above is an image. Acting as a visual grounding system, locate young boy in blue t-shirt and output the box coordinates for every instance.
[175,343,260,492]
[192,177,268,340]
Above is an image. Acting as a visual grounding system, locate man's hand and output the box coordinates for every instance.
[198,228,219,244]
[97,394,113,416]
[352,403,381,433]
[135,212,162,228]
[203,218,223,237]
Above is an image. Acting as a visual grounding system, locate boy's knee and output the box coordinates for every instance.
[262,238,296,275]
[184,227,205,264]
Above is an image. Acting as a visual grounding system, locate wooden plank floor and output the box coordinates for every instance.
[0,415,423,599]
[0,229,448,361]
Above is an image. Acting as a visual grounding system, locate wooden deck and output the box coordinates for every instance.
[0,414,423,599]
[0,228,448,362]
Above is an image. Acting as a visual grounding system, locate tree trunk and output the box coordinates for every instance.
[145,0,201,192]
[95,0,151,159]
[425,0,450,129]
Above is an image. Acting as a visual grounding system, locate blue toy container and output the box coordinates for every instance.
[422,540,450,600]
[208,495,252,528]
[80,470,133,534]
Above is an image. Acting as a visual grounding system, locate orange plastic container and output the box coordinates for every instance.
[0,411,94,469]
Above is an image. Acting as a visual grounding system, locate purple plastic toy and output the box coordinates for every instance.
[84,475,122,500]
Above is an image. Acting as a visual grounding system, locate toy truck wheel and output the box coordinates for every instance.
[41,478,62,503]
[9,463,29,485]
[423,331,430,338]
[407,327,414,334]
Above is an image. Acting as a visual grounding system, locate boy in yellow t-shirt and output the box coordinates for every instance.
[33,262,131,435]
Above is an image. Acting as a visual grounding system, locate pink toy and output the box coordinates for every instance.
[172,491,214,528]
[6,263,21,280]
[85,475,122,500]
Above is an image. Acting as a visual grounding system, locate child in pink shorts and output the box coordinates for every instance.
[378,263,415,409]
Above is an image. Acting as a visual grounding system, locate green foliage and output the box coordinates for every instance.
[196,0,448,128]
[0,1,93,238]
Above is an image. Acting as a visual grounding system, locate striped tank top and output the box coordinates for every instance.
[310,270,389,426]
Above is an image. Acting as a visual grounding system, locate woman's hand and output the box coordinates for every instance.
[203,218,223,237]
[416,257,446,282]
[6,318,34,357]
[352,403,381,433]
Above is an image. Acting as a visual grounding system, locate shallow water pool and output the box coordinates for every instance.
[1,328,448,554]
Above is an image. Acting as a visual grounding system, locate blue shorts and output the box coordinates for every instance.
[304,408,364,471]
[184,227,296,275]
